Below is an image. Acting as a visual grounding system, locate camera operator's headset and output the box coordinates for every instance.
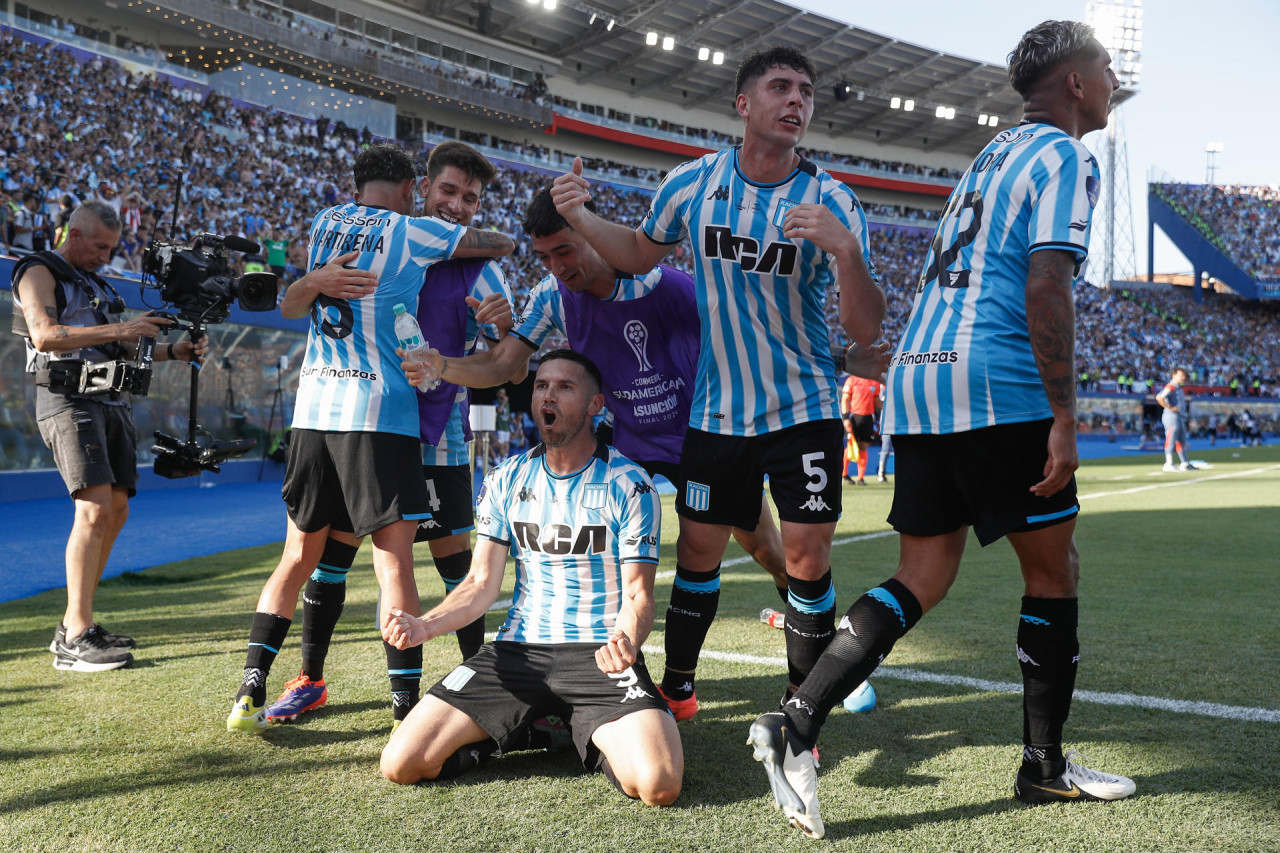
[12,250,131,382]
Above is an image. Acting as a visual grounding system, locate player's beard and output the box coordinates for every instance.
[538,407,588,449]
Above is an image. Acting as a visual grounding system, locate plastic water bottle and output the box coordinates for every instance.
[759,608,785,629]
[392,303,440,391]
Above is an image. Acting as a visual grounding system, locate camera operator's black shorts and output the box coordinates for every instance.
[427,641,670,770]
[38,401,138,498]
[676,420,844,528]
[413,464,475,543]
[283,429,429,538]
[887,419,1079,547]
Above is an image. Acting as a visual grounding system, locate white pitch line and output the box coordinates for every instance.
[643,646,1280,723]
[1081,464,1280,501]
[655,530,895,580]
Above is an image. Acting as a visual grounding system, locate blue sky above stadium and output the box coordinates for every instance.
[797,0,1280,276]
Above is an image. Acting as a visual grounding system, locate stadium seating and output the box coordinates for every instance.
[0,21,1275,476]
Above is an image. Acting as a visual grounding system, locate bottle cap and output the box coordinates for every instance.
[393,303,406,314]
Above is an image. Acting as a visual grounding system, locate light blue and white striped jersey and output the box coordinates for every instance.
[422,261,513,467]
[423,399,469,467]
[641,147,876,436]
[293,202,464,436]
[885,122,1100,435]
[476,441,661,644]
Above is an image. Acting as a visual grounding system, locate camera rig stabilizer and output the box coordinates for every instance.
[141,146,278,478]
[147,312,258,479]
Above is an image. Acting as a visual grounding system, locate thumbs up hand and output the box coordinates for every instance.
[551,156,592,226]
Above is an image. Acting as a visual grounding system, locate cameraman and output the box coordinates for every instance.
[10,201,208,672]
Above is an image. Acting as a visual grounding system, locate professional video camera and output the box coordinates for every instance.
[142,233,278,325]
[138,196,283,475]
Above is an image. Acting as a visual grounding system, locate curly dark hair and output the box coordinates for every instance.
[734,45,816,96]
[352,143,415,191]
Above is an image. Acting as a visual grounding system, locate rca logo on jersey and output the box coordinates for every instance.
[702,226,797,276]
[512,522,607,555]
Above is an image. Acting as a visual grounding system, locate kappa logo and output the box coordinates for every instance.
[837,614,856,635]
[707,184,730,202]
[608,667,652,703]
[784,696,816,717]
[517,487,538,502]
[1016,645,1039,666]
[799,495,831,512]
[417,518,441,530]
[631,480,654,497]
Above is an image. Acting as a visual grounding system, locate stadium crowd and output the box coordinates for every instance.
[2,27,1277,415]
[1153,182,1280,281]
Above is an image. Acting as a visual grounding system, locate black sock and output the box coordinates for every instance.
[384,640,423,721]
[661,564,720,701]
[785,578,922,748]
[300,538,357,682]
[436,738,499,780]
[601,758,639,799]
[775,584,790,605]
[1018,596,1078,764]
[783,570,837,689]
[436,550,485,660]
[238,612,292,704]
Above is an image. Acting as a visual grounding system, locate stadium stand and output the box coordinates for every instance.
[1152,183,1280,281]
[1,13,1276,479]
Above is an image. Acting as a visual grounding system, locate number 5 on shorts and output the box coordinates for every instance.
[801,452,827,493]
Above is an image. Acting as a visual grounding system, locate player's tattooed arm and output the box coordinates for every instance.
[1025,248,1080,496]
[1025,249,1078,413]
[452,226,515,259]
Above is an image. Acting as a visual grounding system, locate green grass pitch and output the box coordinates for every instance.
[2,446,1277,851]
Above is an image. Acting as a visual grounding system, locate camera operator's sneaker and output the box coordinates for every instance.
[657,687,699,722]
[1162,462,1178,472]
[51,623,136,652]
[1015,751,1136,804]
[227,695,268,733]
[747,712,824,839]
[266,674,327,722]
[1179,461,1198,471]
[53,626,134,672]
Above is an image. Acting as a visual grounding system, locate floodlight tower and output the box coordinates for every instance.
[1085,0,1143,289]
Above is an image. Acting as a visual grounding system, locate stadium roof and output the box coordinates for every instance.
[409,0,1135,156]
